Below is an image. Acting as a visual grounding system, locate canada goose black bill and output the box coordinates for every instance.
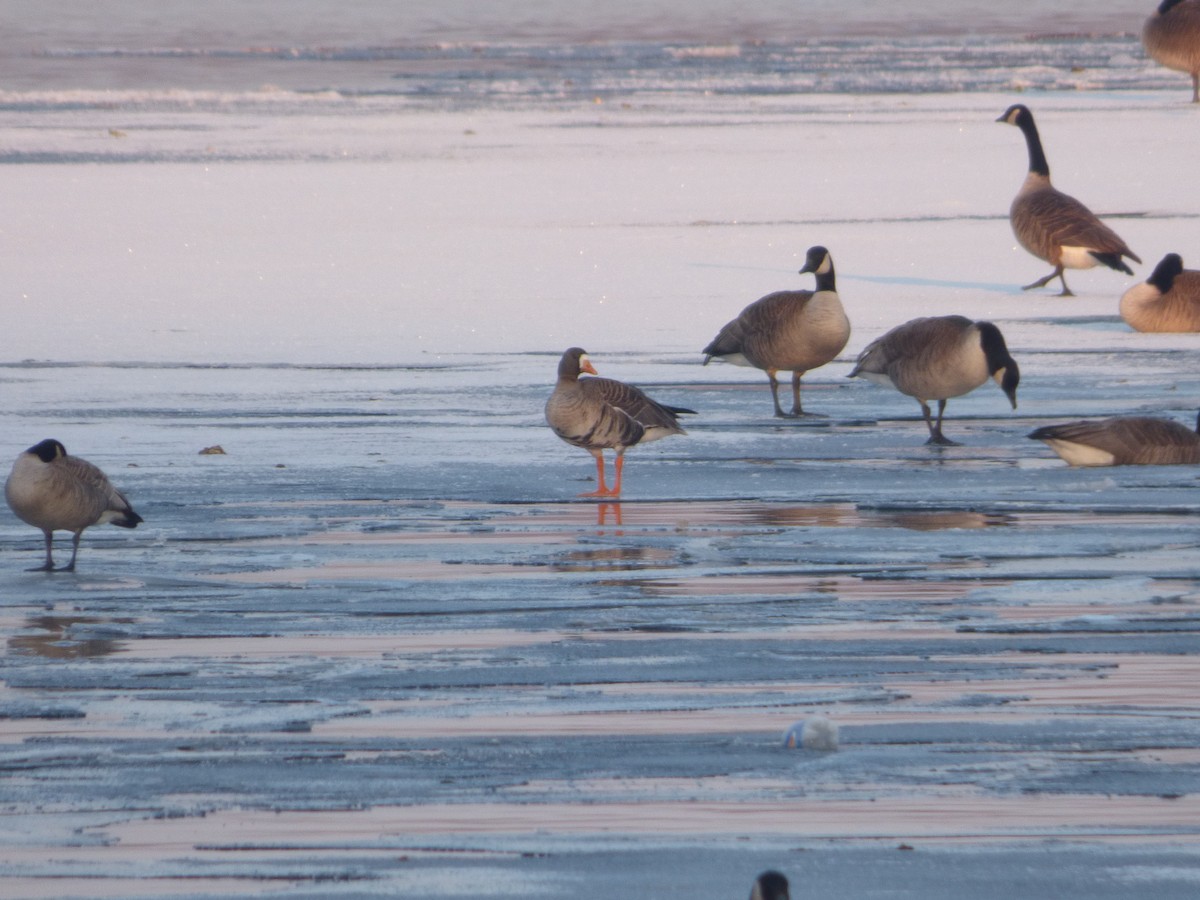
[1029,411,1200,466]
[5,438,144,572]
[849,315,1019,446]
[545,348,694,497]
[1120,253,1200,332]
[996,104,1141,297]
[750,870,790,900]
[702,245,850,418]
[1143,0,1200,103]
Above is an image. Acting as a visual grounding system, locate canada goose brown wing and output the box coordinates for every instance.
[1013,187,1139,263]
[851,315,973,380]
[1030,416,1200,465]
[57,455,141,525]
[703,291,812,363]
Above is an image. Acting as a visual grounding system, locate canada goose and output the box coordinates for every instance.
[750,870,790,900]
[996,104,1141,297]
[1120,253,1200,332]
[1029,412,1200,466]
[545,348,694,497]
[1144,0,1200,103]
[702,245,851,417]
[849,315,1020,445]
[5,439,143,572]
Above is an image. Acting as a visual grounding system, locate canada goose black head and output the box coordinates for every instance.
[996,103,1033,128]
[977,322,1020,409]
[1158,0,1187,15]
[798,245,836,291]
[1148,253,1185,293]
[750,870,790,900]
[28,439,67,463]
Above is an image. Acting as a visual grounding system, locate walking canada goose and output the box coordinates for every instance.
[545,348,694,497]
[702,245,850,417]
[1144,0,1200,103]
[1120,253,1200,332]
[5,439,144,572]
[996,104,1141,297]
[750,870,790,900]
[1029,413,1200,466]
[849,315,1020,445]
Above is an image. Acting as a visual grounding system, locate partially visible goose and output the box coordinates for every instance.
[1120,253,1200,332]
[1144,0,1200,103]
[750,870,790,900]
[545,348,694,497]
[702,245,850,417]
[997,104,1141,296]
[849,315,1020,445]
[5,438,144,572]
[1029,412,1200,466]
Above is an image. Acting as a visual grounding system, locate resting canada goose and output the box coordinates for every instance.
[1120,253,1200,332]
[997,104,1141,297]
[849,315,1020,445]
[750,871,790,900]
[1144,0,1200,103]
[702,245,851,417]
[1029,412,1200,466]
[5,438,143,572]
[545,348,694,497]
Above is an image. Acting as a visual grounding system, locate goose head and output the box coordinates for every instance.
[995,103,1033,128]
[750,870,790,900]
[558,347,599,380]
[1147,253,1185,294]
[799,245,832,276]
[27,439,67,463]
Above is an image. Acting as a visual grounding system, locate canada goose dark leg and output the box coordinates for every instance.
[1192,72,1199,103]
[922,399,959,446]
[59,532,82,572]
[1022,265,1072,296]
[767,369,792,418]
[30,530,56,572]
[788,371,825,417]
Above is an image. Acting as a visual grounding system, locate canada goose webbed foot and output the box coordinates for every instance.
[925,434,961,447]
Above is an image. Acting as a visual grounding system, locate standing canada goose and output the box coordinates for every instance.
[849,315,1020,445]
[5,439,144,572]
[545,348,694,497]
[1029,412,1200,466]
[1120,253,1200,332]
[750,870,790,900]
[702,245,850,418]
[1144,0,1200,103]
[996,104,1141,297]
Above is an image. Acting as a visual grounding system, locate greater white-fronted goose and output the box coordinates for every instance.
[702,245,851,417]
[545,348,694,497]
[1029,412,1200,466]
[1144,0,1200,103]
[1120,253,1200,332]
[750,870,790,900]
[849,315,1020,445]
[5,438,144,572]
[997,104,1141,297]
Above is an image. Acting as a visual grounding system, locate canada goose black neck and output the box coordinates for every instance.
[1148,253,1184,293]
[1000,104,1050,178]
[1159,0,1187,15]
[28,439,66,463]
[751,870,790,900]
[977,322,1014,375]
[798,245,836,293]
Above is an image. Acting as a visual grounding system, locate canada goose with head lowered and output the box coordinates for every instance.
[1144,0,1200,103]
[545,348,694,497]
[849,315,1019,445]
[702,245,850,417]
[5,439,144,572]
[750,870,790,900]
[997,104,1141,297]
[1120,253,1200,332]
[1029,412,1200,466]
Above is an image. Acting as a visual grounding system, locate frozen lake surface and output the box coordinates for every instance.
[3,2,1200,897]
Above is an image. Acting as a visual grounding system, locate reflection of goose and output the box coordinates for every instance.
[545,348,694,497]
[1120,253,1200,332]
[5,439,143,572]
[1029,413,1200,466]
[750,871,790,900]
[997,104,1140,296]
[849,315,1019,445]
[1144,0,1200,103]
[702,245,850,417]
